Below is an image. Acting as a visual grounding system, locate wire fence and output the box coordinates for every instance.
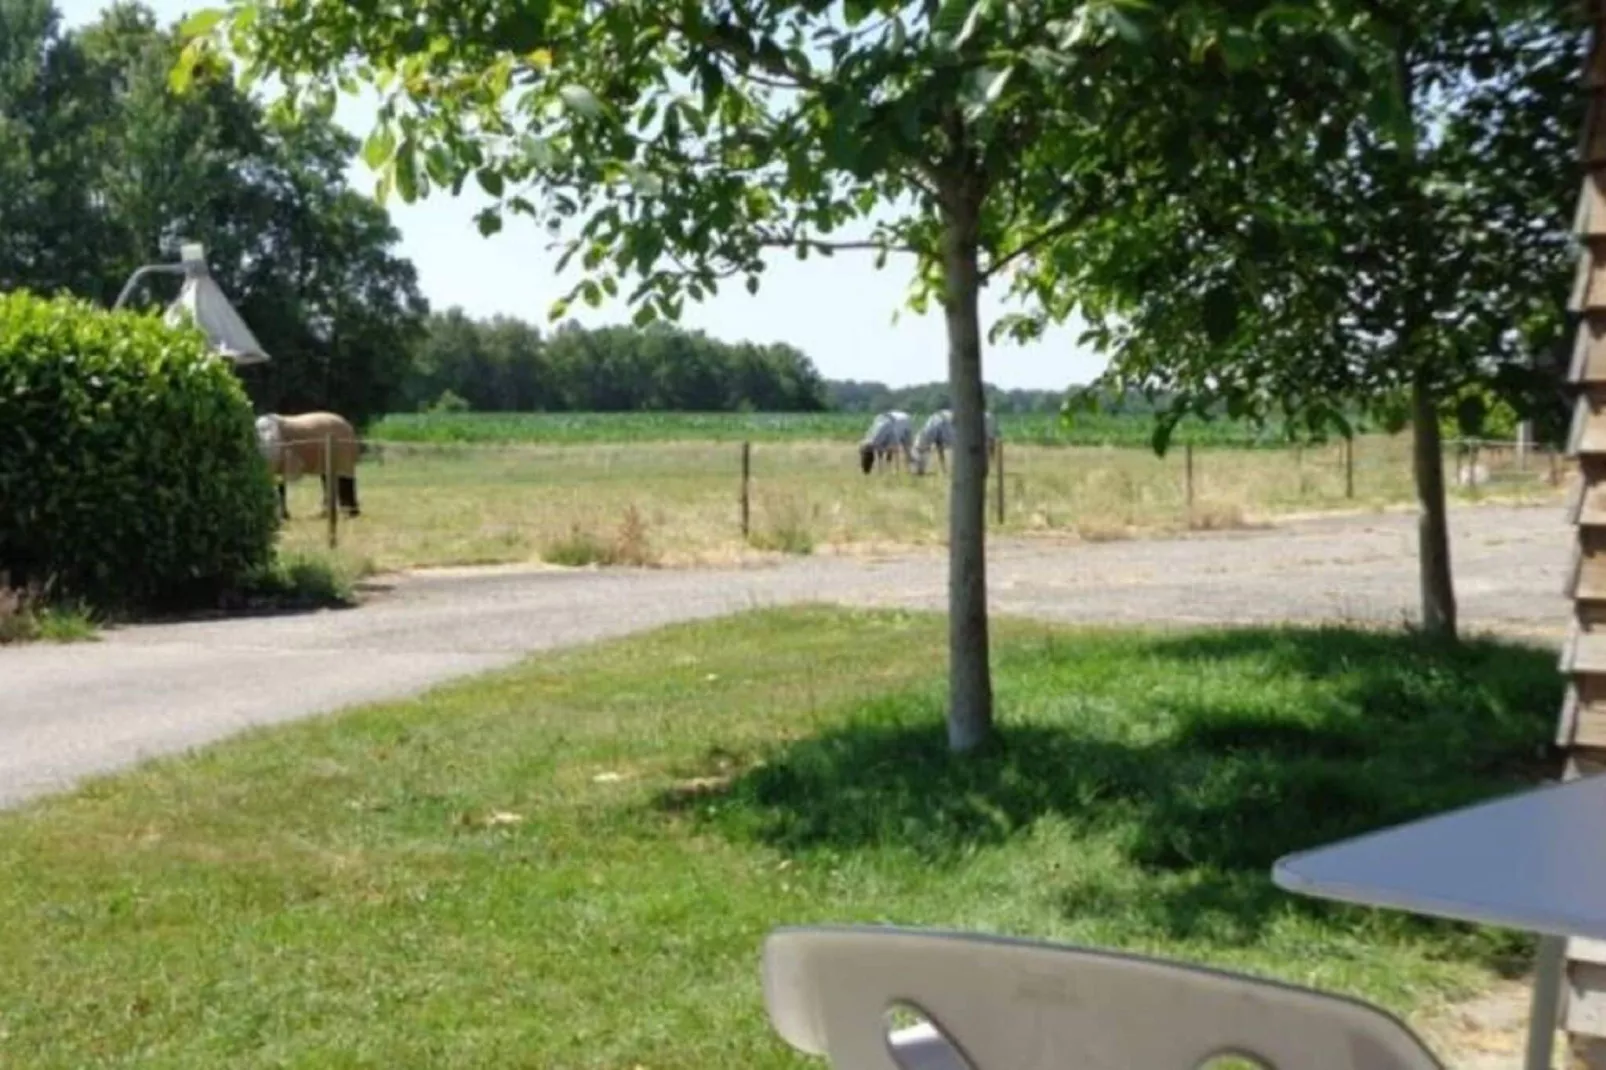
[280,434,1570,565]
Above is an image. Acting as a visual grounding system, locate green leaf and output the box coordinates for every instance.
[362,126,397,170]
[1218,29,1260,71]
[177,7,225,40]
[475,210,503,236]
[580,280,603,308]
[961,66,1012,120]
[548,298,571,323]
[956,0,992,49]
[522,135,556,170]
[476,168,505,197]
[623,164,664,197]
[394,145,419,202]
[168,48,201,94]
[425,145,454,186]
[1104,6,1145,44]
[982,66,1013,105]
[931,0,972,48]
[632,303,658,327]
[745,275,759,295]
[1253,4,1323,32]
[1201,285,1239,344]
[701,63,726,116]
[558,85,604,119]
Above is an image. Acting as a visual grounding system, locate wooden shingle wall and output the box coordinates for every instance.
[1561,11,1606,1066]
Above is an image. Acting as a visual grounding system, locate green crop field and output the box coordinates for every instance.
[367,410,1292,449]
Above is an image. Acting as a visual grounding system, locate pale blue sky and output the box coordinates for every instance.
[59,0,1108,389]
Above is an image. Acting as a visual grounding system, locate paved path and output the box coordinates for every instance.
[0,503,1573,806]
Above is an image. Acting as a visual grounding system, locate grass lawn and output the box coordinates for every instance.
[0,608,1559,1068]
[277,433,1562,572]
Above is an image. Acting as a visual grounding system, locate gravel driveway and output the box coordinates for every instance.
[0,502,1572,806]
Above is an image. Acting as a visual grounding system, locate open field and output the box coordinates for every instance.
[0,608,1559,1067]
[369,409,1290,448]
[278,430,1566,573]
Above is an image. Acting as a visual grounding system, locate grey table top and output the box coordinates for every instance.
[1273,773,1606,940]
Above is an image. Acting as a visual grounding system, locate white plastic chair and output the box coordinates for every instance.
[761,926,1446,1070]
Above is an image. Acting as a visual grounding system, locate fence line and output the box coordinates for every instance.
[267,433,1571,557]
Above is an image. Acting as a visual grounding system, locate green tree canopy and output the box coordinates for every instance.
[0,0,429,427]
[1016,0,1581,638]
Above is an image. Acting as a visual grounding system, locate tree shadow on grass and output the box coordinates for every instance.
[657,626,1560,968]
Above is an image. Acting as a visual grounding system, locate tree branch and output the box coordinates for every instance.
[756,233,917,255]
[980,213,1089,281]
[675,15,820,90]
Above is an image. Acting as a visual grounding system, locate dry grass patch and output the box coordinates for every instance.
[271,434,1566,571]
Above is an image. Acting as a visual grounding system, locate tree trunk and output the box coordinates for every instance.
[1411,370,1458,638]
[940,200,994,752]
[1392,43,1457,640]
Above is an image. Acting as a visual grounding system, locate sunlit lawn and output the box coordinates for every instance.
[0,608,1559,1067]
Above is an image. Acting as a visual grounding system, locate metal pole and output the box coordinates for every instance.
[1526,934,1566,1070]
[112,263,186,311]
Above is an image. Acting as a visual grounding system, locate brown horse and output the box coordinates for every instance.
[255,411,361,520]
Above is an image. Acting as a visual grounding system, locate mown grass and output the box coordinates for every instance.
[0,608,1559,1068]
[276,433,1565,572]
[369,410,1290,448]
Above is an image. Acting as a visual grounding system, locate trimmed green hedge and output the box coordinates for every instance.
[0,291,279,609]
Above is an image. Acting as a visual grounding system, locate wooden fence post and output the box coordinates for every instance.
[740,440,751,539]
[1344,434,1355,499]
[325,433,338,550]
[994,441,1005,524]
[1184,443,1195,523]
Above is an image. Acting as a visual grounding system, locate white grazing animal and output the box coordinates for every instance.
[912,409,1000,476]
[859,410,915,474]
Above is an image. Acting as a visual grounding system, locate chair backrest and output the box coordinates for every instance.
[761,926,1446,1070]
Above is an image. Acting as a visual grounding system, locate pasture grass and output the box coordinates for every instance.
[540,506,660,568]
[0,608,1561,1067]
[276,433,1566,572]
[368,410,1289,448]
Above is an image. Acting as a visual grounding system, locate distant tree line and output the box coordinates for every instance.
[408,310,1095,415]
[404,310,834,413]
[826,379,1152,416]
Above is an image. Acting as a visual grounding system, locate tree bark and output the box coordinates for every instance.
[1411,369,1458,638]
[1392,40,1457,640]
[940,194,993,752]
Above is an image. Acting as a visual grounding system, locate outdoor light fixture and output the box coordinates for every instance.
[113,239,271,365]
